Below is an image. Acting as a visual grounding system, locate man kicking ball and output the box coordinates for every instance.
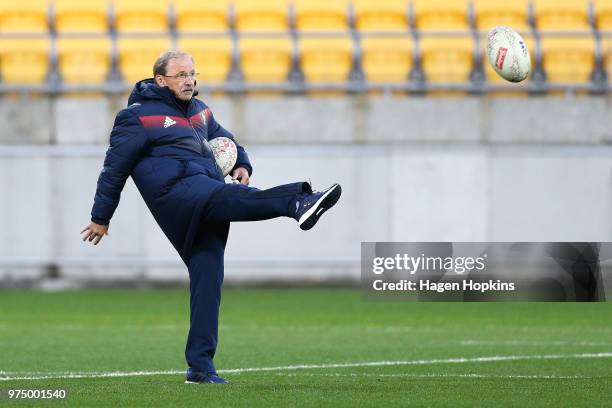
[81,51,341,384]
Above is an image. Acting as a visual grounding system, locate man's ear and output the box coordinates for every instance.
[154,75,165,86]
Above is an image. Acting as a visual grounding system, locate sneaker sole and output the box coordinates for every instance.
[298,183,342,231]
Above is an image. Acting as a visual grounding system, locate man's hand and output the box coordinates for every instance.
[231,167,250,186]
[81,222,109,245]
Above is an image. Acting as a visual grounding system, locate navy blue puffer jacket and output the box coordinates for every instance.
[91,79,252,261]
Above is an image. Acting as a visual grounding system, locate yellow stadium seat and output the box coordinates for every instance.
[419,36,474,84]
[294,0,349,32]
[299,36,353,83]
[54,0,108,33]
[533,0,591,31]
[114,0,169,33]
[353,0,408,32]
[473,0,530,31]
[413,0,471,31]
[534,1,593,89]
[234,0,289,32]
[360,35,413,82]
[594,0,612,30]
[0,0,48,33]
[238,36,292,82]
[174,0,229,32]
[540,37,595,84]
[178,36,233,83]
[117,37,173,83]
[0,38,49,84]
[56,38,112,83]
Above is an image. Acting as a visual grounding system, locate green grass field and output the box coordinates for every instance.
[0,289,611,407]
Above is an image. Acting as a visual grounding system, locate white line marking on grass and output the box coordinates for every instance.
[0,370,185,381]
[460,340,612,347]
[274,373,596,380]
[1,352,611,381]
[219,352,612,374]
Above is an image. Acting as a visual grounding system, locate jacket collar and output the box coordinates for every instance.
[127,78,199,107]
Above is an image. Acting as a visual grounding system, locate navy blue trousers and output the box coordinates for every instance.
[185,181,309,374]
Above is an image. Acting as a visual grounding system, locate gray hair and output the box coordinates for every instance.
[153,51,194,76]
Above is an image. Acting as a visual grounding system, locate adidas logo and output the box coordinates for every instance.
[163,116,176,128]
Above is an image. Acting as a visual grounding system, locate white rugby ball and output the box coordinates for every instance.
[209,137,237,177]
[486,26,531,83]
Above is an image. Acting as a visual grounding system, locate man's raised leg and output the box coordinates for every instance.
[201,181,341,229]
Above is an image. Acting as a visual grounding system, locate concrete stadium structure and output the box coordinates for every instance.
[1,96,611,287]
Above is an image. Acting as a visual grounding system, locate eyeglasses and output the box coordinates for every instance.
[163,72,199,81]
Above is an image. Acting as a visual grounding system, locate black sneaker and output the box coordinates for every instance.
[185,368,229,384]
[294,183,342,231]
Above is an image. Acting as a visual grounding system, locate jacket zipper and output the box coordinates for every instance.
[171,98,209,157]
[172,99,221,178]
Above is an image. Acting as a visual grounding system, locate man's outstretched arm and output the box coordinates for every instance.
[82,106,148,245]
